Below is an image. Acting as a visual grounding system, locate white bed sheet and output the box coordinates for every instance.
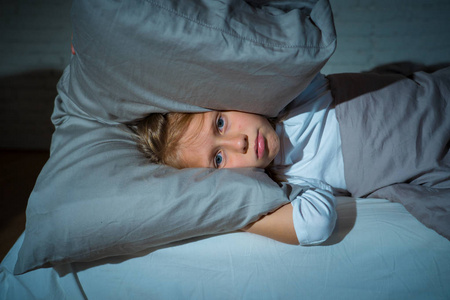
[2,197,450,300]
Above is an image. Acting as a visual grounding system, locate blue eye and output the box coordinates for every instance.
[217,116,225,132]
[214,152,223,168]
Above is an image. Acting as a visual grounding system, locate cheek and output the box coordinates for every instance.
[227,154,255,168]
[268,133,280,156]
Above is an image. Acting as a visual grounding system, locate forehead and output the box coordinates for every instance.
[177,112,213,168]
[179,112,207,145]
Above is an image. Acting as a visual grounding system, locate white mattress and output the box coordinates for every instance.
[2,197,450,300]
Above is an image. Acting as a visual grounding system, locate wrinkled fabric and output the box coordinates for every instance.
[3,198,450,299]
[70,0,336,123]
[329,67,450,239]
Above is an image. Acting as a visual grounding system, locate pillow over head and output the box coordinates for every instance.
[70,0,336,122]
[15,0,336,274]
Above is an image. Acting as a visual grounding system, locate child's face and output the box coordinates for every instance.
[178,111,280,169]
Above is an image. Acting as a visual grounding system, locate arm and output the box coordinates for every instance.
[243,188,337,245]
[243,204,298,245]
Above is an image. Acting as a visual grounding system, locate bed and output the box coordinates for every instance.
[2,197,450,299]
[1,0,449,299]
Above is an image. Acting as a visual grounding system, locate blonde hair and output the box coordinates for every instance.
[130,112,197,169]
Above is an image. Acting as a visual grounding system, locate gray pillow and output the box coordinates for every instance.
[69,0,336,122]
[15,0,336,274]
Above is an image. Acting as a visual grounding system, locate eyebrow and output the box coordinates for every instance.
[207,112,218,168]
[185,112,216,169]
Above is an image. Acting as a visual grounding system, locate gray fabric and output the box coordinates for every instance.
[369,185,450,240]
[14,0,334,274]
[329,67,450,239]
[14,69,305,274]
[70,0,336,123]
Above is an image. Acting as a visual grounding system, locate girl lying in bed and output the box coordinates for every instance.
[130,69,450,244]
[129,74,340,246]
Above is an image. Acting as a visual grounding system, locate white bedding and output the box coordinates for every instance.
[2,197,449,300]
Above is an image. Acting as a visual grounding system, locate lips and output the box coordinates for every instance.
[255,131,265,159]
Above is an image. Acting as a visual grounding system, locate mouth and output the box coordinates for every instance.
[255,131,265,160]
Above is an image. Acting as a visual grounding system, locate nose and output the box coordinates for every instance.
[221,134,248,153]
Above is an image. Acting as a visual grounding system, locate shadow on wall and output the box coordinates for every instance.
[0,69,62,259]
[0,149,50,260]
[326,61,450,107]
[0,69,62,150]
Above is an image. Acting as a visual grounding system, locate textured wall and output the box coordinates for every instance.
[323,0,450,74]
[0,0,450,149]
[0,1,72,76]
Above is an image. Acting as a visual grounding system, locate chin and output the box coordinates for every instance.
[260,160,272,169]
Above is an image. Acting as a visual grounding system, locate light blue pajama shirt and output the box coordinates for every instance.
[274,74,346,245]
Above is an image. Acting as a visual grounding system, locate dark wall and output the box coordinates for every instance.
[0,0,72,150]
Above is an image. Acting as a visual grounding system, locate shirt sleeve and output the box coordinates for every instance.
[289,178,337,245]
